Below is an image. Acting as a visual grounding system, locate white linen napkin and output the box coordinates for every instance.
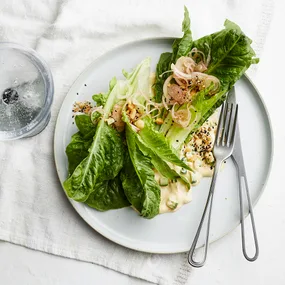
[0,0,274,284]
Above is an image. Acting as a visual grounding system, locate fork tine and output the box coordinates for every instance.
[215,103,225,146]
[225,104,234,146]
[222,103,232,146]
[230,105,239,145]
[220,103,230,146]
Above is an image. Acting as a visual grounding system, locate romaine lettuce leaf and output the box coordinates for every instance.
[64,122,125,202]
[75,114,97,139]
[136,139,190,189]
[123,123,161,218]
[66,112,129,209]
[66,132,93,176]
[153,52,172,103]
[120,151,144,212]
[85,176,130,211]
[64,76,125,202]
[64,59,153,204]
[171,6,192,63]
[92,93,108,106]
[121,112,190,218]
[139,116,191,170]
[194,20,258,87]
[66,114,97,175]
[163,19,259,149]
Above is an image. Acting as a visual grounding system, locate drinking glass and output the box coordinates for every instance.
[0,43,54,140]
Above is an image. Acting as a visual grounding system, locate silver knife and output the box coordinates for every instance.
[227,86,259,261]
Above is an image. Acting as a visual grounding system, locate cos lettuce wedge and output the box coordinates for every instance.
[154,9,258,150]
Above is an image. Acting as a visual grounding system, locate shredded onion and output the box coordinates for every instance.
[204,75,220,93]
[205,43,211,66]
[194,62,207,72]
[189,48,206,64]
[139,102,162,119]
[171,103,192,128]
[173,74,188,87]
[188,46,211,68]
[89,106,104,116]
[163,75,173,96]
[162,94,169,110]
[175,56,196,74]
[171,63,194,80]
[162,75,174,109]
[132,97,146,114]
[159,70,173,78]
[159,46,220,110]
[171,63,210,81]
[171,63,220,94]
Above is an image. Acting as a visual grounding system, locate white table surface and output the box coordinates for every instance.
[1,1,284,284]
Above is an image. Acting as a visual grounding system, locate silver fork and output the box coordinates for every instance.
[188,102,239,268]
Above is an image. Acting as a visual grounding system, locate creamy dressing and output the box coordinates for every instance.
[156,171,192,214]
[158,112,218,214]
[186,112,218,184]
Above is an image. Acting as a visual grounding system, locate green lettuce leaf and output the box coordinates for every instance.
[120,59,162,218]
[75,114,97,139]
[136,139,190,188]
[85,176,130,211]
[92,92,108,106]
[139,116,191,170]
[194,20,258,88]
[120,152,145,213]
[64,122,124,202]
[164,19,258,149]
[66,112,129,209]
[153,52,172,103]
[64,76,125,202]
[121,115,190,218]
[123,123,161,218]
[64,58,152,204]
[66,114,97,175]
[66,132,93,176]
[171,6,192,63]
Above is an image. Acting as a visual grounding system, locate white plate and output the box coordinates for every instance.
[54,38,273,254]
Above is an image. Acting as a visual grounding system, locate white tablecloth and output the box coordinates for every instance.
[1,0,284,284]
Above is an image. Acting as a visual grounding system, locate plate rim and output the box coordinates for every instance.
[54,37,274,254]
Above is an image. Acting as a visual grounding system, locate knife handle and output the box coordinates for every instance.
[233,158,259,261]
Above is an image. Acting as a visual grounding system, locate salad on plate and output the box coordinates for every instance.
[63,7,258,219]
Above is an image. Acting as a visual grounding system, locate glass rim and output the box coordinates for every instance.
[0,42,54,140]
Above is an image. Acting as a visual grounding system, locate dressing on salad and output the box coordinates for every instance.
[158,112,218,213]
